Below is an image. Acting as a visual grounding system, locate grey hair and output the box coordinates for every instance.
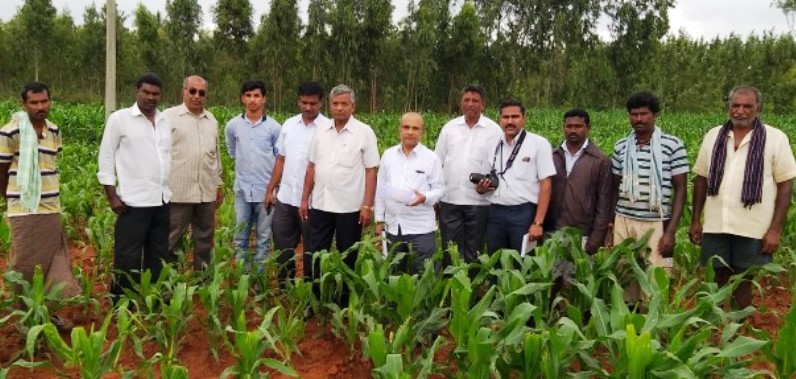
[330,84,355,103]
[728,85,762,108]
[183,75,208,89]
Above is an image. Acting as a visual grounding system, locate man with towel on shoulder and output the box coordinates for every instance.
[690,85,796,310]
[0,82,80,331]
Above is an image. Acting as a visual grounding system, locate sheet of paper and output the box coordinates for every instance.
[520,234,537,257]
[381,231,388,257]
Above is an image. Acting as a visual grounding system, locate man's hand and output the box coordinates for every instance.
[216,188,224,208]
[658,232,675,258]
[375,223,384,236]
[108,193,127,215]
[688,221,703,245]
[299,200,309,223]
[359,207,373,227]
[265,190,275,211]
[407,191,426,206]
[528,224,543,241]
[475,179,493,194]
[761,228,782,255]
[584,239,600,255]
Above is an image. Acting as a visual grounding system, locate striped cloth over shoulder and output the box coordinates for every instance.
[611,132,688,220]
[0,118,62,216]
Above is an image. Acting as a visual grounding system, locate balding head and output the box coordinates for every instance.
[182,75,208,115]
[399,112,425,152]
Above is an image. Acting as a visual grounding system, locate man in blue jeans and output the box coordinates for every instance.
[225,80,281,272]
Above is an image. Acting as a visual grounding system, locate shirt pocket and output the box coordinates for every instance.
[513,156,534,181]
[336,146,361,168]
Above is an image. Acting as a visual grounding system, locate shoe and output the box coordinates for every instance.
[50,315,74,332]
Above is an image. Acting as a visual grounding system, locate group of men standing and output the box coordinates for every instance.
[1,76,794,327]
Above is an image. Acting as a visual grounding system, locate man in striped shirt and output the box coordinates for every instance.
[0,82,80,330]
[164,75,223,272]
[610,91,688,276]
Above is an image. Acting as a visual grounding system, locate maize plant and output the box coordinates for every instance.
[25,306,133,379]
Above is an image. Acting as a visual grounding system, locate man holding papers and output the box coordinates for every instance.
[375,112,444,273]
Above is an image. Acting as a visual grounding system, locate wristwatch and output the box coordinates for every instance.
[361,205,374,211]
[531,221,543,227]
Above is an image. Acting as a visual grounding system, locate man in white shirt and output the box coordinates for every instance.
[300,85,380,298]
[476,99,555,253]
[265,81,329,282]
[375,112,444,274]
[435,85,502,265]
[98,73,172,301]
[164,75,223,272]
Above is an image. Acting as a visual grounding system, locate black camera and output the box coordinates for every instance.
[469,170,499,189]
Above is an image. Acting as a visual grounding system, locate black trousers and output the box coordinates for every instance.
[304,209,361,304]
[439,202,489,266]
[272,200,309,281]
[486,202,536,254]
[111,204,171,301]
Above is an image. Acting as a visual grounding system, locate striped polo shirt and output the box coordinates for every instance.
[611,133,689,220]
[0,118,62,216]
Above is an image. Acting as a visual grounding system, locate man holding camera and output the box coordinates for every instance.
[435,85,502,264]
[476,99,555,253]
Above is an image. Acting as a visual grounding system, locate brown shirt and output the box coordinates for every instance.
[546,142,613,251]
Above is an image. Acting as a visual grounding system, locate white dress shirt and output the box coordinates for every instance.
[98,103,172,206]
[375,143,444,235]
[487,130,556,205]
[562,139,589,177]
[434,115,502,205]
[308,116,380,213]
[275,113,330,207]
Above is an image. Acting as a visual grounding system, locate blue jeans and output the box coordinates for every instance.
[233,197,274,272]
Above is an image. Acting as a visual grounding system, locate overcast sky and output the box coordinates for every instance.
[1,0,791,40]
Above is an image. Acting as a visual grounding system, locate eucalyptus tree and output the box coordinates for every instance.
[212,0,254,99]
[252,0,302,109]
[303,0,332,82]
[75,6,107,97]
[442,1,484,111]
[165,0,203,78]
[396,0,450,110]
[213,0,254,56]
[604,0,674,100]
[135,6,172,95]
[17,0,57,81]
[356,0,394,112]
[326,0,359,85]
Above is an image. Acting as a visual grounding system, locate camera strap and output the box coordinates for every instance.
[492,129,527,176]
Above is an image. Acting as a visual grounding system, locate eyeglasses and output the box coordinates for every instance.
[187,88,207,97]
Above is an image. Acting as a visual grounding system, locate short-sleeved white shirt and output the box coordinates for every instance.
[694,123,796,239]
[275,113,330,207]
[434,115,502,205]
[487,130,556,206]
[308,116,380,213]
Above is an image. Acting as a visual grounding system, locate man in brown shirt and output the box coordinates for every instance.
[164,75,223,271]
[545,108,612,254]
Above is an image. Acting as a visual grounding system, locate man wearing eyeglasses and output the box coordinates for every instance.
[164,75,223,271]
[476,99,555,254]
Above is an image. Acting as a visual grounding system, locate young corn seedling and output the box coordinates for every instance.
[159,281,197,363]
[222,307,298,379]
[227,273,251,332]
[197,262,227,360]
[328,292,366,353]
[24,306,133,379]
[5,267,66,336]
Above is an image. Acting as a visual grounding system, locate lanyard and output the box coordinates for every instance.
[492,130,527,176]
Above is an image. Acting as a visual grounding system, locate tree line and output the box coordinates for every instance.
[2,0,796,114]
